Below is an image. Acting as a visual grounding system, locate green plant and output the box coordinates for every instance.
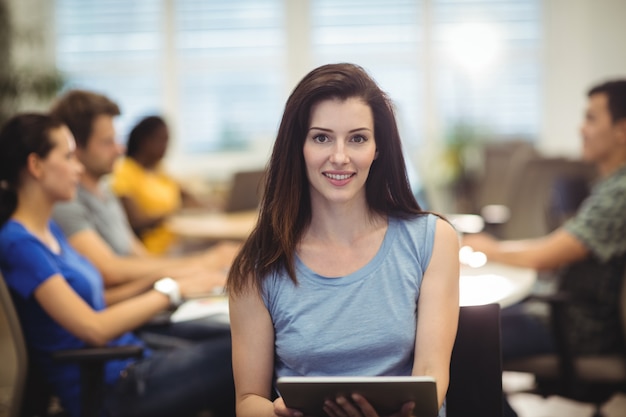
[0,0,64,126]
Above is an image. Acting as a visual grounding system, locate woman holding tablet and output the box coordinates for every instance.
[227,63,459,417]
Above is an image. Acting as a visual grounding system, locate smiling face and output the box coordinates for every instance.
[36,125,84,202]
[303,97,378,209]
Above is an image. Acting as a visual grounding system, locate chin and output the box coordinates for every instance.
[62,190,77,201]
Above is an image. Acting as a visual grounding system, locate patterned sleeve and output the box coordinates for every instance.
[563,182,626,262]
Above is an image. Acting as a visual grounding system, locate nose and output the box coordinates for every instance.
[579,121,588,139]
[329,141,349,164]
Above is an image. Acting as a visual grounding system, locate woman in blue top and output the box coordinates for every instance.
[0,114,235,417]
[227,63,460,417]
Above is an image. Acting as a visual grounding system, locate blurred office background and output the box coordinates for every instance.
[2,0,626,209]
[2,2,626,415]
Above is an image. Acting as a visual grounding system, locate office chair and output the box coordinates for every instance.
[475,154,596,240]
[0,272,143,417]
[447,303,503,417]
[504,262,626,417]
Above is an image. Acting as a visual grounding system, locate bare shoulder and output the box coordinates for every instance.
[228,284,267,319]
[434,217,459,246]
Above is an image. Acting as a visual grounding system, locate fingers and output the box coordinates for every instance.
[322,395,415,417]
[273,397,303,417]
[323,394,377,417]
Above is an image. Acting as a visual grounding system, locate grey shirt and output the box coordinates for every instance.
[52,183,135,256]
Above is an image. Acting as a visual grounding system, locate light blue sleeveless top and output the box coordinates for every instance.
[262,214,445,415]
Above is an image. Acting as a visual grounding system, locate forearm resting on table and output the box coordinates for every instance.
[104,275,159,305]
[478,230,588,270]
[37,278,171,347]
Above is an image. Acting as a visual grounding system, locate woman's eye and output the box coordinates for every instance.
[351,135,367,143]
[313,134,329,143]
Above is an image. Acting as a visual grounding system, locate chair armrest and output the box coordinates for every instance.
[525,292,572,304]
[51,345,144,417]
[525,291,578,392]
[52,345,144,363]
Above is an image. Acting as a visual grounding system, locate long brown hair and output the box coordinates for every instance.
[227,63,425,295]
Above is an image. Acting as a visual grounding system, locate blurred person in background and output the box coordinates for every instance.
[0,113,235,417]
[110,115,204,254]
[50,90,240,344]
[463,79,626,417]
[50,90,239,303]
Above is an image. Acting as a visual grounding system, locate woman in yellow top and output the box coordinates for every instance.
[111,116,197,254]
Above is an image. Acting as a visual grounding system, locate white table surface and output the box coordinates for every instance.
[459,262,537,307]
[166,210,258,241]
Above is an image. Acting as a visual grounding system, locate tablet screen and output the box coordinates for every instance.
[276,376,438,417]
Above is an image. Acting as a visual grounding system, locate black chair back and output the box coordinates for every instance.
[447,303,503,417]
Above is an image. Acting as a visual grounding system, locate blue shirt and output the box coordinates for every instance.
[263,214,446,415]
[0,219,145,417]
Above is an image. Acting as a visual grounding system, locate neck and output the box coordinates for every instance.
[131,155,156,170]
[597,155,626,178]
[306,198,385,245]
[12,185,54,234]
[80,171,103,196]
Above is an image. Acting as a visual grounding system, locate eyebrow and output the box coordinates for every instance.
[308,127,373,133]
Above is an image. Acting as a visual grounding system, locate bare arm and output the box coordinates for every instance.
[36,272,218,346]
[229,288,283,417]
[413,219,460,407]
[68,229,231,293]
[119,195,167,233]
[462,228,589,270]
[128,233,152,257]
[180,186,205,208]
[103,275,158,306]
[36,274,170,346]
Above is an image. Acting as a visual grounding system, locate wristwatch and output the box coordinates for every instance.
[153,277,182,308]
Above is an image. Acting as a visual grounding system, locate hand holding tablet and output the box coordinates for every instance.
[276,376,439,417]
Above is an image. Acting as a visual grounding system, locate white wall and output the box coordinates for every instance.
[540,0,626,157]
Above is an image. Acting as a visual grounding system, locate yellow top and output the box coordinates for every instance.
[110,157,181,254]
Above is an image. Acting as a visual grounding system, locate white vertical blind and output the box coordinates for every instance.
[55,0,285,152]
[173,0,285,152]
[310,0,423,148]
[55,0,542,161]
[433,0,542,141]
[55,0,163,138]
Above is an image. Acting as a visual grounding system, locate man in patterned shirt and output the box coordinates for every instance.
[464,79,626,359]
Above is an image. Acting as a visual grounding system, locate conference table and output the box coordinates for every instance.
[167,210,536,308]
[459,262,536,307]
[166,209,258,241]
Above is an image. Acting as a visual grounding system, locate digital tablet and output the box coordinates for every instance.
[276,376,439,417]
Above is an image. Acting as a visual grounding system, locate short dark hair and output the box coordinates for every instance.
[588,80,626,123]
[126,115,167,158]
[50,89,120,148]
